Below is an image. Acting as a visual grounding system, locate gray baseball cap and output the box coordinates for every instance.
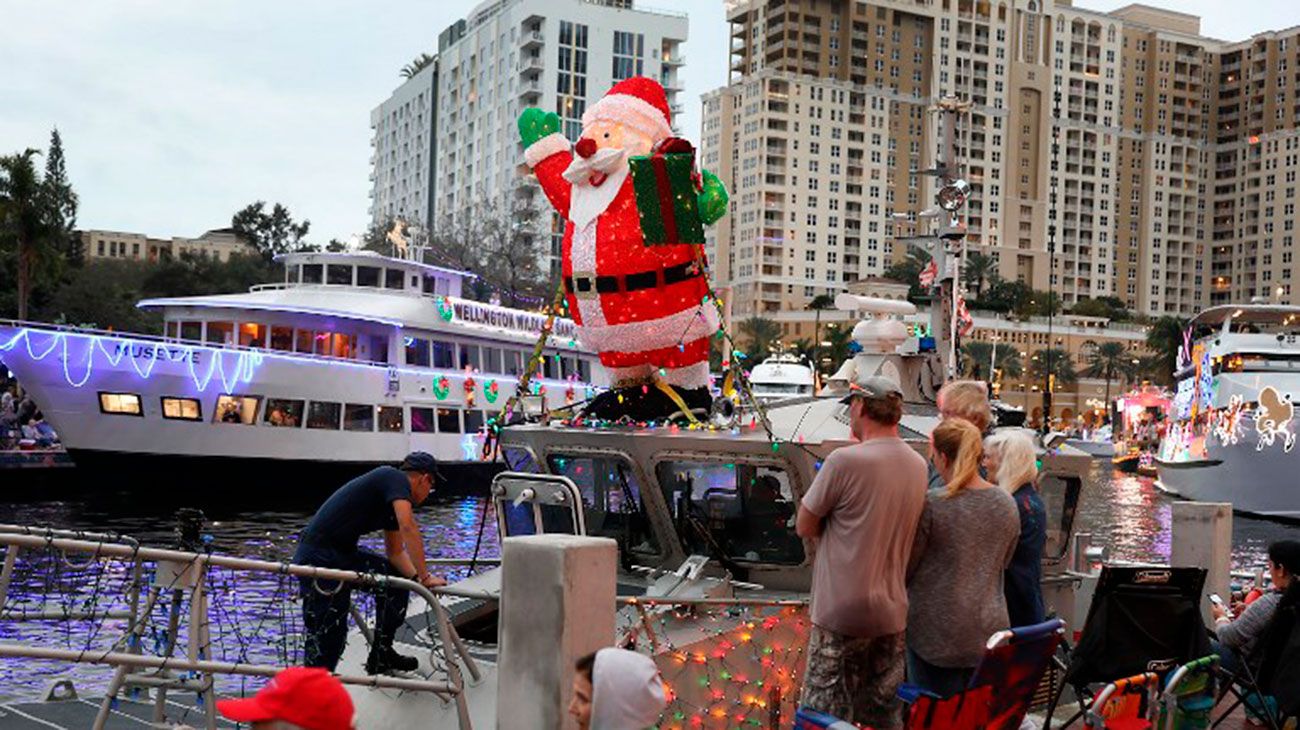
[839,375,904,404]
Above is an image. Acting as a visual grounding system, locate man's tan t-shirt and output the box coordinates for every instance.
[801,436,928,638]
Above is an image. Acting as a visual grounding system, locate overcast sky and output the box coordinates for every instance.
[0,1,1291,244]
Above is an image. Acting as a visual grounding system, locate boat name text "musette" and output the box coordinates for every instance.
[113,343,200,364]
[452,301,577,340]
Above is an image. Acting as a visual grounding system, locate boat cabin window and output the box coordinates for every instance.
[357,266,381,288]
[504,350,524,376]
[578,358,592,382]
[482,347,502,374]
[405,337,431,367]
[270,326,293,352]
[384,269,404,290]
[503,447,540,473]
[319,332,355,359]
[307,401,341,430]
[99,392,143,417]
[239,323,266,348]
[459,344,480,371]
[378,406,404,433]
[437,407,462,433]
[206,321,234,346]
[264,398,304,427]
[343,404,374,432]
[327,264,352,286]
[548,455,660,556]
[410,407,434,433]
[655,460,806,565]
[294,329,313,354]
[161,397,202,421]
[464,409,485,434]
[215,395,261,425]
[432,340,455,369]
[179,321,202,341]
[301,264,323,284]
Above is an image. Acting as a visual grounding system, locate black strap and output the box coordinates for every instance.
[563,262,702,296]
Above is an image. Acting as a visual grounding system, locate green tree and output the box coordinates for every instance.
[400,53,435,79]
[35,259,160,332]
[231,201,311,259]
[962,251,998,298]
[808,293,835,372]
[43,128,80,267]
[1083,341,1134,416]
[882,248,933,302]
[1070,296,1131,321]
[975,277,1032,314]
[737,316,782,365]
[961,340,1023,380]
[1022,290,1062,318]
[820,323,853,373]
[790,337,816,363]
[1028,347,1077,386]
[0,149,61,321]
[1144,316,1187,386]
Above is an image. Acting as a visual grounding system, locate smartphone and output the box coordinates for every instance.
[1210,593,1232,618]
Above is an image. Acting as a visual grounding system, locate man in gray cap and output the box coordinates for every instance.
[795,375,928,729]
[295,452,446,674]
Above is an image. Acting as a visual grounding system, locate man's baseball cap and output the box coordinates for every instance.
[400,451,444,480]
[839,375,904,404]
[216,667,355,730]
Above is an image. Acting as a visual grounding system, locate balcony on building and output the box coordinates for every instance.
[520,29,543,49]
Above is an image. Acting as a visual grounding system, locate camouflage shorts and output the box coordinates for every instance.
[800,626,907,728]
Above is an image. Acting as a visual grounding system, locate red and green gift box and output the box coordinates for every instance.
[629,138,706,246]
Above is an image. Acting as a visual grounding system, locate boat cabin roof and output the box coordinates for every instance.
[274,250,472,281]
[1191,304,1300,328]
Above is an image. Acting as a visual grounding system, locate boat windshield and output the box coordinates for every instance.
[547,454,660,557]
[752,383,812,395]
[654,460,805,566]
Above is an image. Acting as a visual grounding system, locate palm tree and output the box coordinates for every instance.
[790,337,816,363]
[963,251,998,298]
[820,323,854,373]
[400,53,435,79]
[0,149,57,321]
[808,293,835,373]
[736,316,783,366]
[961,341,1023,381]
[1028,347,1077,387]
[1083,341,1134,418]
[1145,316,1188,386]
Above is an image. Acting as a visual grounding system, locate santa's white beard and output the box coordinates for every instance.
[566,150,630,229]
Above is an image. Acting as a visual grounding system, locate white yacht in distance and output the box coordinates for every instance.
[1155,304,1300,519]
[0,251,604,489]
[747,353,815,404]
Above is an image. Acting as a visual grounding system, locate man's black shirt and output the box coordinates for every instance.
[300,466,412,551]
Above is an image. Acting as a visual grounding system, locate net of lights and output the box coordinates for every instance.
[618,601,809,729]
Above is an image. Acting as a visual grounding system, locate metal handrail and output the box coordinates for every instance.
[0,532,479,729]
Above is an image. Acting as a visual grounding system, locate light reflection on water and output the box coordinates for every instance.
[0,463,1297,702]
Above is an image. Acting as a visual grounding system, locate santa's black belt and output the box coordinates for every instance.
[564,262,699,295]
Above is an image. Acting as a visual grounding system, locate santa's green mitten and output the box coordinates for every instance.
[697,169,729,226]
[518,108,561,149]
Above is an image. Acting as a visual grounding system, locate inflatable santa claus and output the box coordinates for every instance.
[519,76,727,420]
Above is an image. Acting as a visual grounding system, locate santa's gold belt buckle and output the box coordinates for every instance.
[570,271,598,301]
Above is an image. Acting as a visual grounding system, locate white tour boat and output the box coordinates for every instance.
[1155,304,1300,519]
[0,250,604,490]
[747,352,815,403]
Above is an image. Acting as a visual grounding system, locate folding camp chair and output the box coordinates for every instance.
[1211,589,1299,730]
[1047,566,1212,728]
[1159,655,1218,730]
[1084,672,1160,729]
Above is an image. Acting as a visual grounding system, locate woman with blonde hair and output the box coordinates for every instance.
[927,380,995,492]
[984,430,1048,628]
[907,419,1019,696]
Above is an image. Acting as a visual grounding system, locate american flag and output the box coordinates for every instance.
[918,259,938,289]
[956,295,975,336]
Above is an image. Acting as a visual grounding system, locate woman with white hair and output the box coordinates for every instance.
[983,430,1047,627]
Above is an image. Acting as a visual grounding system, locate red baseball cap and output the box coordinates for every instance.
[216,667,355,730]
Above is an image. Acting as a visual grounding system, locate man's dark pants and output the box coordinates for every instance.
[294,541,410,671]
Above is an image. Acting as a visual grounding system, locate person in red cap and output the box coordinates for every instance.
[216,666,355,730]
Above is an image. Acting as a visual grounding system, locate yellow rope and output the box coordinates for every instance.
[652,374,702,426]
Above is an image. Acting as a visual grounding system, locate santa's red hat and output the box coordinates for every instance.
[582,76,673,142]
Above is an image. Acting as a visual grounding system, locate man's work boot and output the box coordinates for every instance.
[365,646,419,675]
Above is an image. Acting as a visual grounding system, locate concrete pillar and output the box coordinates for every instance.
[1170,502,1233,624]
[497,534,617,730]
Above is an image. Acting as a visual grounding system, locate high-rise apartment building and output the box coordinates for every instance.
[706,1,1300,319]
[372,0,687,275]
[368,61,437,232]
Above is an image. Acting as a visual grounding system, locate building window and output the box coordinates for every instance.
[99,392,143,417]
[215,394,261,424]
[612,31,644,80]
[343,404,374,432]
[377,406,404,433]
[161,397,202,422]
[557,21,590,141]
[307,401,341,430]
[264,398,304,427]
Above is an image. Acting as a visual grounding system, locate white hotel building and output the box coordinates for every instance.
[369,0,688,275]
